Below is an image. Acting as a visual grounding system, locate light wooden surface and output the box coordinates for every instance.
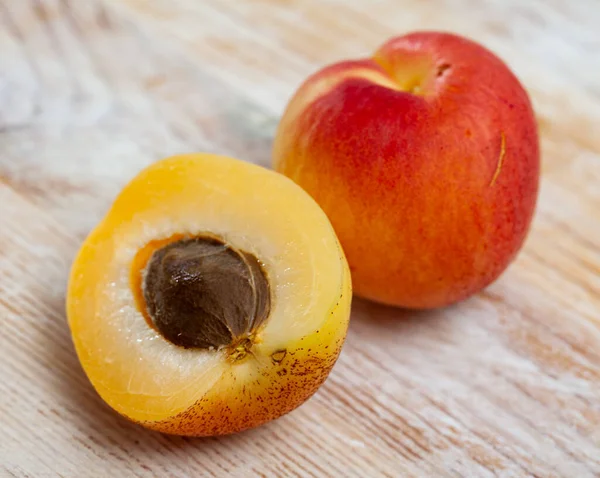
[1,0,599,476]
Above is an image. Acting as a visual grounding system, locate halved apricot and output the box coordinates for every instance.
[67,153,351,436]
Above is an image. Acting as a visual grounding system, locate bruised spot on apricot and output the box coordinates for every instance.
[271,349,287,364]
[142,236,270,350]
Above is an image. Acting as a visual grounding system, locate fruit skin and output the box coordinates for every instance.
[146,317,347,436]
[67,154,351,436]
[273,31,539,309]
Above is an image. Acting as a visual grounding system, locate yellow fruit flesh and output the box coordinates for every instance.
[67,154,351,433]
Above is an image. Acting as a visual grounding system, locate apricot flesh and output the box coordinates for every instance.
[67,153,351,436]
[273,31,539,308]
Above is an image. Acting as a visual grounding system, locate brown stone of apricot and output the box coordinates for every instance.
[143,236,270,350]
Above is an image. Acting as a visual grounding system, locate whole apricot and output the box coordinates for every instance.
[273,31,539,308]
[67,154,351,436]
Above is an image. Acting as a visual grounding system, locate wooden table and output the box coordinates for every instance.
[1,1,599,476]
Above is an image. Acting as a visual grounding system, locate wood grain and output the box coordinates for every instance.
[1,0,599,476]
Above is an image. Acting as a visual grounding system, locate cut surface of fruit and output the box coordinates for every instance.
[67,154,351,435]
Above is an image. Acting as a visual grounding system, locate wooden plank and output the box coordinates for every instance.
[1,0,599,476]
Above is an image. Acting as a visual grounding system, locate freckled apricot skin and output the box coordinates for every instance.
[145,315,348,436]
[273,31,539,309]
[67,154,352,436]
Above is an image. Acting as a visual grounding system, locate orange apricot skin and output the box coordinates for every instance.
[145,330,345,436]
[274,31,539,309]
[144,282,351,437]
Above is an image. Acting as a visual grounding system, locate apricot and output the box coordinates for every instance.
[67,153,351,436]
[273,31,539,309]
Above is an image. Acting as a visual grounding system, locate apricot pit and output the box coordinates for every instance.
[143,236,271,350]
